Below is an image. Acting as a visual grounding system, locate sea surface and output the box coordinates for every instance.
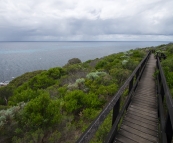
[0,41,170,82]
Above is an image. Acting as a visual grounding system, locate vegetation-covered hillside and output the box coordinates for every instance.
[0,47,152,143]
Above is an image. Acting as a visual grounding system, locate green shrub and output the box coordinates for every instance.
[133,50,145,58]
[28,74,55,90]
[65,90,85,114]
[162,57,173,72]
[95,60,108,69]
[12,128,44,143]
[47,67,66,79]
[123,59,138,70]
[109,68,131,85]
[9,89,43,105]
[57,86,67,98]
[9,70,43,88]
[82,108,100,120]
[65,90,103,114]
[20,93,61,130]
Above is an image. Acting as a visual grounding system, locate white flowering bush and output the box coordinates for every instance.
[76,78,85,84]
[86,72,99,79]
[121,51,133,65]
[67,78,85,91]
[86,71,107,80]
[124,51,133,56]
[0,102,25,128]
[67,83,78,90]
[122,60,129,65]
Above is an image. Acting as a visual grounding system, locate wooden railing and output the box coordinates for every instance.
[157,55,173,143]
[76,51,151,143]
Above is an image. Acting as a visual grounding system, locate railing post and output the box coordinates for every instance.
[112,98,120,126]
[128,76,134,94]
[160,83,164,101]
[136,67,140,80]
[157,72,167,143]
[125,76,134,109]
[138,66,142,81]
[165,114,173,143]
[134,68,140,90]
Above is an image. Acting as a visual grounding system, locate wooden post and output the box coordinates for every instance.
[128,77,134,94]
[165,114,173,143]
[112,98,120,126]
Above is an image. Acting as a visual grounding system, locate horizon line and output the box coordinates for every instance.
[0,40,172,42]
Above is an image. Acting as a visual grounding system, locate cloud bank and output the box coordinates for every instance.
[0,0,173,41]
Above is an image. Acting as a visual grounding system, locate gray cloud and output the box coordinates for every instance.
[0,0,173,41]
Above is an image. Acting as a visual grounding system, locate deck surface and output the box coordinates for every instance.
[114,54,158,143]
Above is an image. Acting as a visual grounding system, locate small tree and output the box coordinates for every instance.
[67,58,81,65]
[0,86,13,105]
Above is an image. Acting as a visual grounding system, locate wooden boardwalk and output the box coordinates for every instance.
[114,54,159,143]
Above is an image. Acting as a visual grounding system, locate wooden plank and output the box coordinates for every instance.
[137,84,155,88]
[118,130,153,143]
[128,108,157,119]
[131,101,157,109]
[122,121,158,137]
[130,103,157,112]
[133,93,156,99]
[133,92,156,97]
[138,82,155,86]
[129,104,157,113]
[124,117,158,131]
[135,89,155,93]
[133,95,156,101]
[139,79,155,82]
[114,134,138,143]
[135,88,155,93]
[133,97,157,104]
[132,98,157,106]
[129,105,157,115]
[134,94,156,98]
[114,140,123,143]
[128,107,158,118]
[128,110,158,122]
[132,98,156,104]
[135,92,156,97]
[121,124,158,142]
[132,99,156,106]
[137,85,155,89]
[125,113,158,126]
[135,85,155,89]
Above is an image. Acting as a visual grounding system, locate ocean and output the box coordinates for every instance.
[0,41,170,82]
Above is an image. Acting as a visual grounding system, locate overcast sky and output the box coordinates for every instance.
[0,0,173,41]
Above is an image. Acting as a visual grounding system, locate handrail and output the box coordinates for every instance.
[76,51,151,143]
[157,57,173,143]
